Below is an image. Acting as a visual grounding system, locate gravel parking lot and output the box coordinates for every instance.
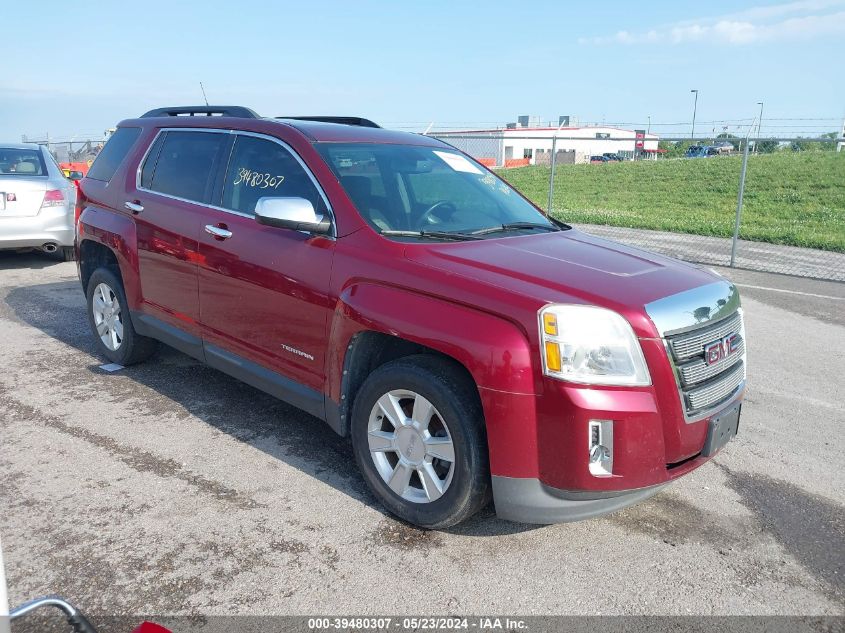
[1,253,843,619]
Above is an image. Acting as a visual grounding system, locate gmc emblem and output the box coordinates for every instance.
[704,334,740,365]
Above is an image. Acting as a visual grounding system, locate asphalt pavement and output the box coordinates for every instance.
[0,252,842,620]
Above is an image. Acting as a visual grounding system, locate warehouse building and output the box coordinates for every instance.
[434,116,660,167]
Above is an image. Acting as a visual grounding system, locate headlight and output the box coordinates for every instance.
[539,304,651,386]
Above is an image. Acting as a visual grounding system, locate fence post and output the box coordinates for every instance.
[547,135,557,214]
[730,138,751,267]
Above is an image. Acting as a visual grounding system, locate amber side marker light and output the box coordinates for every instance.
[543,312,558,336]
[544,341,562,372]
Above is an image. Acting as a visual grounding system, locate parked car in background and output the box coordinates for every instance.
[0,143,77,261]
[75,105,747,528]
[602,153,624,162]
[686,145,722,159]
[589,155,609,163]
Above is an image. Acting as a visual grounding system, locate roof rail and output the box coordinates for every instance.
[141,106,260,119]
[277,116,381,129]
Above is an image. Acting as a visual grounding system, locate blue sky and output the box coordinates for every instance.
[2,0,844,140]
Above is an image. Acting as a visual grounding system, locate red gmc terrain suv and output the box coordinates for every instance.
[76,106,746,528]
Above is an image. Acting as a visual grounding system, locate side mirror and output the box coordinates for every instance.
[254,197,331,234]
[67,171,84,181]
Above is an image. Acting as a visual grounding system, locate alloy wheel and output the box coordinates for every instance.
[91,282,124,351]
[367,389,456,503]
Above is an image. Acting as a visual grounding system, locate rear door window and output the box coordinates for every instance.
[221,135,326,216]
[146,131,226,203]
[87,127,141,182]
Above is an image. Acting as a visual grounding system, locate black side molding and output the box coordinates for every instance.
[204,343,326,421]
[129,312,333,426]
[133,313,205,362]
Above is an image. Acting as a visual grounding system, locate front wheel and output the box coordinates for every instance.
[351,355,490,528]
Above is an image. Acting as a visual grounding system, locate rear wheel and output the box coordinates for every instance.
[351,355,490,528]
[86,268,157,365]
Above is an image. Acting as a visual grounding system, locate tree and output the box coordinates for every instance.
[658,140,687,159]
[756,139,780,153]
[791,132,838,152]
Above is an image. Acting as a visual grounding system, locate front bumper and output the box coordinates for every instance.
[492,476,667,524]
[0,205,75,249]
[486,389,743,523]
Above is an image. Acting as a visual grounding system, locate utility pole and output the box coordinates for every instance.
[690,89,699,139]
[647,115,651,134]
[755,101,764,155]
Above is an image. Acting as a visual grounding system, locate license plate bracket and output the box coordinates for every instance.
[702,403,741,457]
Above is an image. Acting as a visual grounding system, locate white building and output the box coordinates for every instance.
[434,121,660,167]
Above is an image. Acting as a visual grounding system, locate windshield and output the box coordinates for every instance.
[316,143,556,238]
[0,147,47,176]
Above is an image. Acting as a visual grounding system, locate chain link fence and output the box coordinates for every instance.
[21,135,106,165]
[432,132,845,282]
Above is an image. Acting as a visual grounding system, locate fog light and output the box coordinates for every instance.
[589,444,610,463]
[588,420,613,477]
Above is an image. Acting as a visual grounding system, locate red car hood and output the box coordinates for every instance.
[404,228,719,337]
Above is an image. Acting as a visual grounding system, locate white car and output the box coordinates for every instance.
[0,143,78,261]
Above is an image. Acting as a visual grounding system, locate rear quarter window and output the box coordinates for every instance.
[87,127,142,182]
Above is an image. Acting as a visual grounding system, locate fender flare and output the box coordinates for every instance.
[78,206,141,308]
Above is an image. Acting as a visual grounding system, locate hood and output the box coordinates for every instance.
[404,228,720,336]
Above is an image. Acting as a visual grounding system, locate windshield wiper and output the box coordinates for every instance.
[471,222,562,236]
[380,230,482,241]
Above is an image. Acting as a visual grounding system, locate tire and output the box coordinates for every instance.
[86,267,157,365]
[59,246,75,262]
[351,355,491,528]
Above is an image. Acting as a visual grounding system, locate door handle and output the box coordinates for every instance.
[205,224,233,239]
[124,201,144,214]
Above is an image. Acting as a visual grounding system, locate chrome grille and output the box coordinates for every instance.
[686,361,745,411]
[670,311,743,360]
[666,310,745,417]
[677,337,745,386]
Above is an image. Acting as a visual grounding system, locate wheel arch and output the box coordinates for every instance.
[79,239,122,292]
[330,331,480,435]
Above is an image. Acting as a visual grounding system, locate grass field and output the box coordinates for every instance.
[498,152,845,252]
